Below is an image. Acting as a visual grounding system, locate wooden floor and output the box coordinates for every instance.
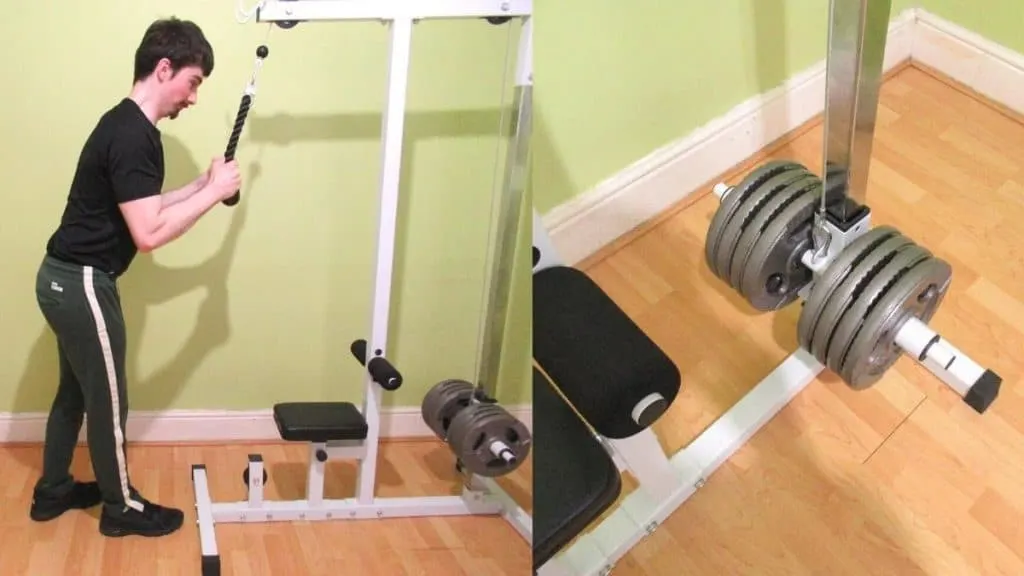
[577,65,1024,575]
[0,439,532,575]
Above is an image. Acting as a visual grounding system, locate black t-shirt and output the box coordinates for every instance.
[46,98,164,277]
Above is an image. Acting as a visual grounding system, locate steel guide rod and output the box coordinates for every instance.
[476,17,533,399]
[817,0,891,237]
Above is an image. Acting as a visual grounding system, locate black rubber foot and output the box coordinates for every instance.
[202,554,221,576]
[963,369,1002,414]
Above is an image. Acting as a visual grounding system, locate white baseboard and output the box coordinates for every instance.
[0,404,532,444]
[542,7,1024,265]
[911,10,1024,114]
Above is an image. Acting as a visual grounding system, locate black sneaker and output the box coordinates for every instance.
[98,496,184,538]
[30,481,103,521]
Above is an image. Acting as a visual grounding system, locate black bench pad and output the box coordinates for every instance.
[273,402,368,442]
[534,367,621,568]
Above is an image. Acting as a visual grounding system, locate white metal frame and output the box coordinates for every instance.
[255,0,531,21]
[191,3,533,575]
[534,0,1000,573]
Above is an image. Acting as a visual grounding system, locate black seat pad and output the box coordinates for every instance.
[273,402,368,442]
[533,367,621,568]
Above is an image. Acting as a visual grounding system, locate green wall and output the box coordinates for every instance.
[0,2,532,414]
[533,0,918,214]
[923,0,1024,54]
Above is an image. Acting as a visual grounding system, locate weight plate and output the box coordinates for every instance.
[796,225,902,353]
[705,160,806,279]
[728,174,818,290]
[825,243,930,374]
[809,234,914,361]
[715,169,814,283]
[736,177,823,310]
[421,379,475,440]
[447,403,532,478]
[839,256,952,389]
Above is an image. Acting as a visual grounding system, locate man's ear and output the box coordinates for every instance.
[155,58,173,82]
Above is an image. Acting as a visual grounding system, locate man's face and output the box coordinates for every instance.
[156,60,204,120]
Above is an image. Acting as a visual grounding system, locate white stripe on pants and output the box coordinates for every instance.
[83,266,144,513]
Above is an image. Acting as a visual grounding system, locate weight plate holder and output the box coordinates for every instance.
[713,169,959,388]
[824,242,931,375]
[736,177,824,311]
[714,168,814,285]
[728,174,819,290]
[705,160,807,280]
[446,402,532,478]
[809,233,915,362]
[796,225,902,351]
[421,379,475,440]
[839,256,952,389]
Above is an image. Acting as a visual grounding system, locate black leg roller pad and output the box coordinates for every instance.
[351,339,403,391]
[533,266,681,439]
[533,367,621,571]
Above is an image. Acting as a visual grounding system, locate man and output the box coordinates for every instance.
[30,17,242,538]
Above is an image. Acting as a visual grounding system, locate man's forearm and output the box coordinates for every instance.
[145,186,224,250]
[161,174,208,208]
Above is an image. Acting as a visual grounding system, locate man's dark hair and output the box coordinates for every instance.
[133,17,214,83]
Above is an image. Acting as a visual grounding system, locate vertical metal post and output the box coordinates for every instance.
[820,0,891,228]
[475,17,532,398]
[356,16,413,504]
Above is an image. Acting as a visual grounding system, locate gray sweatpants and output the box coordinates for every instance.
[34,254,145,515]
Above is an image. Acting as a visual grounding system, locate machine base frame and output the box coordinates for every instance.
[192,450,531,576]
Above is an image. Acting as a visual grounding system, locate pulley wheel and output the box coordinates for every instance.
[705,160,806,279]
[809,234,914,361]
[839,256,952,389]
[714,169,814,284]
[447,403,532,477]
[824,243,931,374]
[796,225,902,352]
[735,177,823,310]
[421,379,475,440]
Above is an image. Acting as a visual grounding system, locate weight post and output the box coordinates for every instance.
[818,0,890,231]
[894,316,1002,413]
